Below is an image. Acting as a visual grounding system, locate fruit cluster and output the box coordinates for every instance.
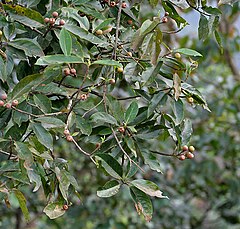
[103,0,127,8]
[0,94,18,109]
[63,67,77,77]
[63,129,73,142]
[178,145,195,161]
[44,11,65,26]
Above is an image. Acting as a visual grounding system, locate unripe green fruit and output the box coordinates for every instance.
[175,53,181,59]
[189,146,195,153]
[182,145,188,152]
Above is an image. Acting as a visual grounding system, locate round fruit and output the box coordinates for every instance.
[179,154,186,161]
[186,152,194,159]
[182,145,188,152]
[11,100,19,107]
[187,97,194,103]
[127,19,133,25]
[64,129,70,136]
[66,135,73,142]
[109,78,115,85]
[95,29,103,35]
[175,52,181,59]
[49,18,56,25]
[117,67,123,73]
[5,103,11,109]
[0,100,4,106]
[1,94,7,100]
[118,126,125,133]
[63,68,70,76]
[162,17,168,23]
[63,205,69,210]
[0,31,2,36]
[80,94,88,101]
[122,2,127,8]
[189,146,195,153]
[70,68,76,75]
[44,17,50,23]
[110,1,116,7]
[126,51,132,57]
[59,19,65,26]
[165,12,169,16]
[52,11,59,18]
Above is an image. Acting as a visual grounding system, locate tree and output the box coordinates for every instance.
[0,0,239,227]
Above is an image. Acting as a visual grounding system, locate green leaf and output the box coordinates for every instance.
[76,5,105,20]
[27,169,42,192]
[125,101,139,124]
[198,15,209,41]
[35,55,83,65]
[43,202,66,219]
[130,187,153,222]
[76,116,92,136]
[13,101,32,126]
[0,56,7,82]
[14,141,33,163]
[55,167,70,201]
[95,153,123,179]
[93,18,115,32]
[141,150,162,173]
[97,180,121,198]
[65,24,107,45]
[131,179,168,198]
[35,117,65,128]
[181,119,192,145]
[174,48,202,57]
[33,94,52,113]
[59,27,72,56]
[8,39,44,57]
[32,123,53,151]
[172,99,184,125]
[91,59,123,68]
[214,30,223,54]
[91,112,118,125]
[13,189,30,221]
[147,91,166,117]
[9,72,55,100]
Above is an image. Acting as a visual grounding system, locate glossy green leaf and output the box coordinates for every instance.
[59,27,72,56]
[76,116,92,136]
[172,99,184,125]
[33,94,52,113]
[0,56,7,82]
[147,91,166,117]
[93,18,115,32]
[131,179,168,198]
[141,150,162,173]
[13,189,30,221]
[32,123,53,151]
[14,141,33,163]
[91,112,118,125]
[35,117,65,128]
[77,5,105,20]
[181,119,192,145]
[95,153,123,179]
[35,55,83,65]
[97,180,121,198]
[198,15,209,41]
[55,167,70,201]
[8,39,44,57]
[125,101,139,124]
[174,48,202,57]
[91,59,123,68]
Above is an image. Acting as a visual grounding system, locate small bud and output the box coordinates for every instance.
[52,11,59,18]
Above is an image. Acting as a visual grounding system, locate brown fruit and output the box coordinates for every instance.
[117,67,123,73]
[126,51,132,57]
[162,17,168,23]
[187,97,194,103]
[63,68,70,76]
[118,126,125,133]
[11,100,19,107]
[182,145,188,152]
[0,100,4,106]
[63,205,69,210]
[1,94,7,100]
[179,154,186,161]
[52,11,59,18]
[109,78,115,85]
[5,103,11,109]
[110,1,116,7]
[122,2,127,8]
[127,19,133,25]
[66,135,73,142]
[175,52,181,59]
[59,19,65,26]
[64,129,70,136]
[186,152,194,159]
[44,17,50,23]
[189,146,195,153]
[49,18,56,25]
[70,68,77,75]
[80,94,88,101]
[95,29,103,35]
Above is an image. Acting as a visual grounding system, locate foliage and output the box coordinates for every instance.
[0,0,239,227]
